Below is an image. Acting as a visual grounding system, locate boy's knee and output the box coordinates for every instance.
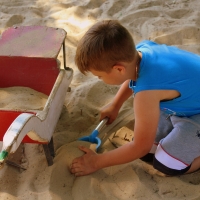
[153,156,191,176]
[153,144,191,176]
[140,152,191,176]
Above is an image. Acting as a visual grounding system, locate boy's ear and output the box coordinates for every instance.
[112,65,125,73]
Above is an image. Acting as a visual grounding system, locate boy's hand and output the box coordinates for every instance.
[70,146,99,176]
[100,102,119,124]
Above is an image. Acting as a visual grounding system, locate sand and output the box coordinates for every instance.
[0,0,200,199]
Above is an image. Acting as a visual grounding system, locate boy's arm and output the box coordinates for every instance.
[100,80,133,123]
[112,79,133,110]
[70,90,161,176]
[97,90,160,166]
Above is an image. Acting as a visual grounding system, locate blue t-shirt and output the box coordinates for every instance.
[129,40,200,117]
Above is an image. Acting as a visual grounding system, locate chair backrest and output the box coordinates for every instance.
[0,26,66,95]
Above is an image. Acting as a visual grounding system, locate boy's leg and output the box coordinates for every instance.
[140,111,173,162]
[153,114,200,176]
[186,155,200,174]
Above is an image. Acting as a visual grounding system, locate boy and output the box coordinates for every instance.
[70,20,200,177]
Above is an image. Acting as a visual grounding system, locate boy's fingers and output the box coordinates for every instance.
[78,145,90,153]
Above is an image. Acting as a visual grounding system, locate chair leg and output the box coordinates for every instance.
[42,137,55,166]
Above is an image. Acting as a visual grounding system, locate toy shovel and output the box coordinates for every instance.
[78,118,108,150]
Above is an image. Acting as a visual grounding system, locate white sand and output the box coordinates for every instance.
[1,0,200,199]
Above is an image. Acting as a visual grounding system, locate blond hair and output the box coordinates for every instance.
[75,20,136,74]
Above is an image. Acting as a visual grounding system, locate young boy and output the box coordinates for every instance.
[70,20,200,177]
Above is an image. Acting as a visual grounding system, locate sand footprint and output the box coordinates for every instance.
[6,15,24,27]
[165,9,193,19]
[154,26,200,45]
[137,1,163,9]
[107,0,131,16]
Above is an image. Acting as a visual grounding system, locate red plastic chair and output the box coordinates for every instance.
[0,26,73,167]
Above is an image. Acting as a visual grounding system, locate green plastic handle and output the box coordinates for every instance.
[0,150,8,161]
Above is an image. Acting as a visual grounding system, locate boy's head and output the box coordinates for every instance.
[75,20,137,74]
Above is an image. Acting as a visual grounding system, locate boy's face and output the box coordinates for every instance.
[90,67,127,85]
